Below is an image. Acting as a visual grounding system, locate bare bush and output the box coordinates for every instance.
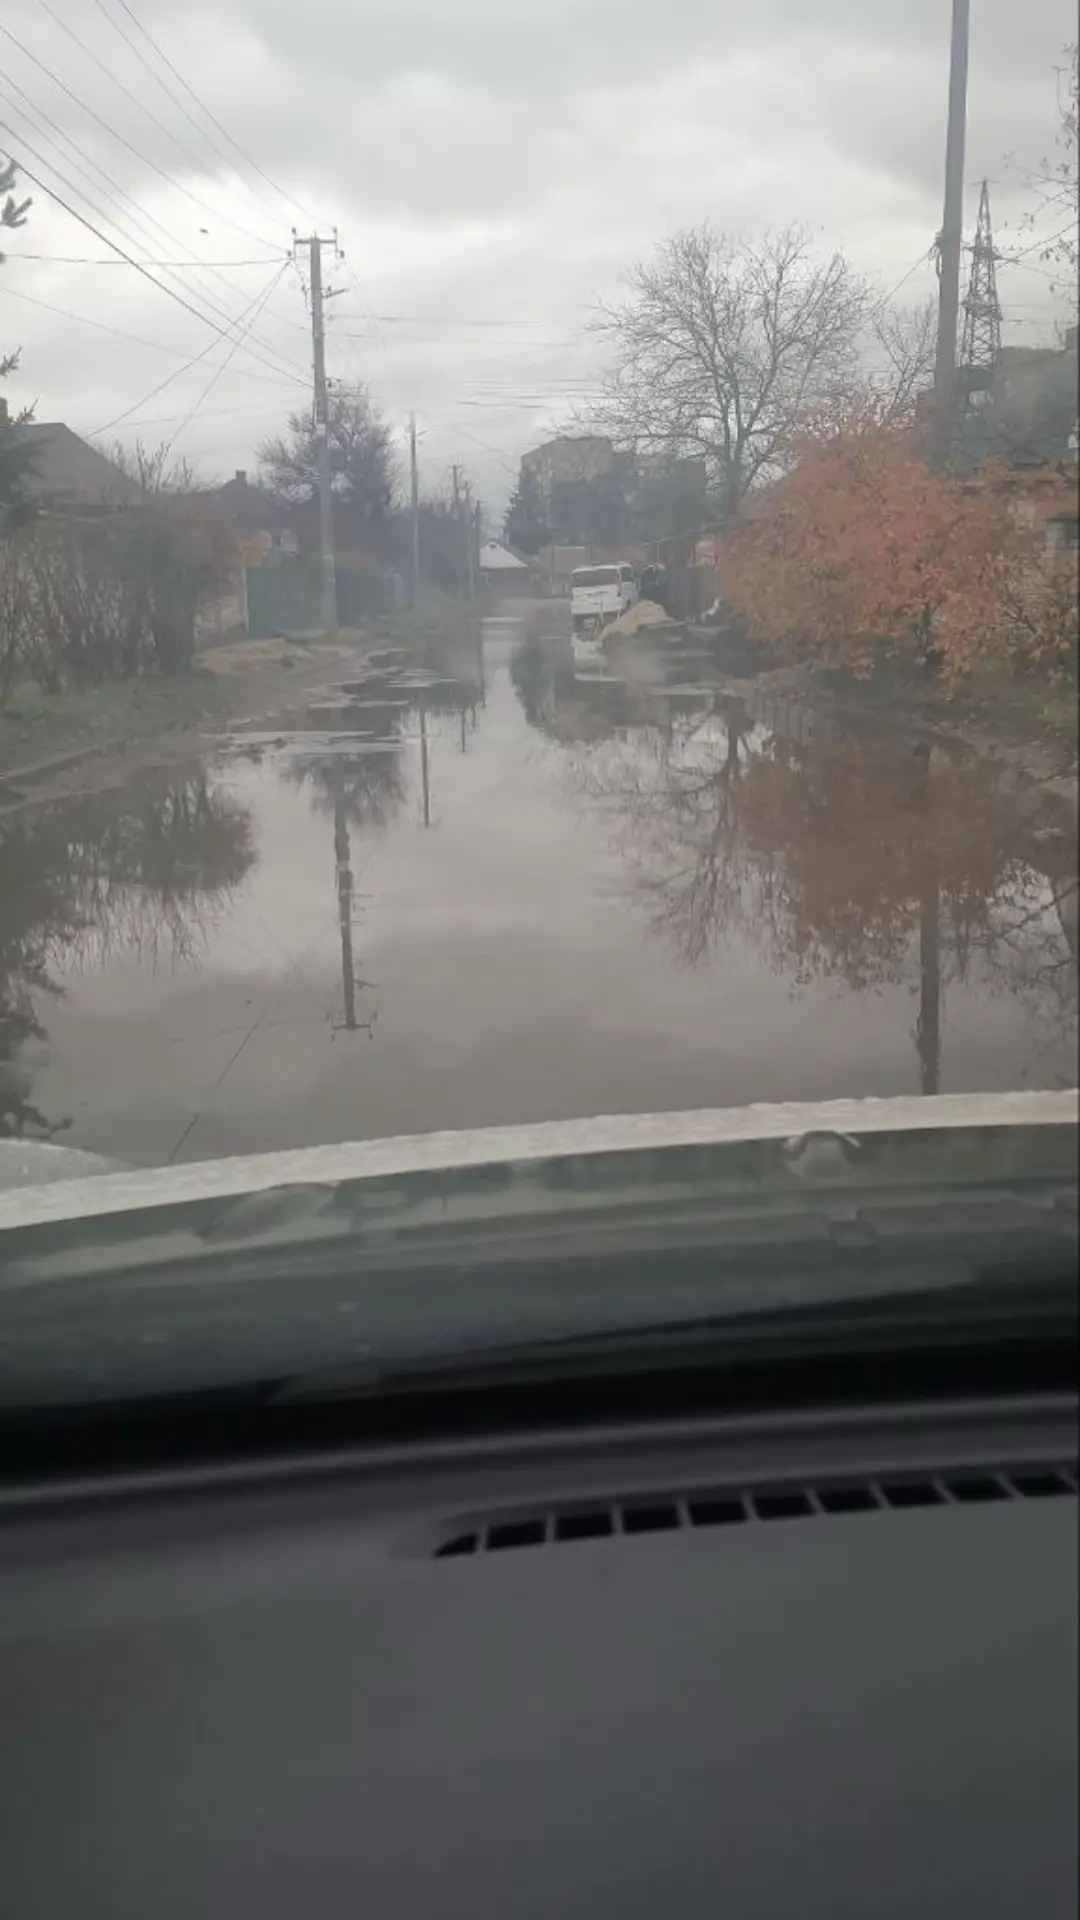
[24,521,146,690]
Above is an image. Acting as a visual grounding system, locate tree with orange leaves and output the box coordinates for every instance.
[721,426,1035,680]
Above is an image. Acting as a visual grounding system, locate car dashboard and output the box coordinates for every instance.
[1,1386,1077,1919]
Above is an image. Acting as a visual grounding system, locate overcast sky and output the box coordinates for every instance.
[1,0,1075,513]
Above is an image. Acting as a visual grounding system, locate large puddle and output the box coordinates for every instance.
[1,615,1076,1165]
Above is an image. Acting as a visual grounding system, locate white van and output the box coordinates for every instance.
[570,563,638,633]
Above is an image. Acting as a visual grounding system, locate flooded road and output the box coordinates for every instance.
[1,610,1076,1167]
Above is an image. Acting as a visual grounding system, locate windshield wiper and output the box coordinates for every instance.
[271,1262,1078,1406]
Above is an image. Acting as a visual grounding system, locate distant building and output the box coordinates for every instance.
[478,538,537,597]
[192,470,295,560]
[953,325,1079,471]
[0,406,141,512]
[521,435,631,547]
[190,472,298,642]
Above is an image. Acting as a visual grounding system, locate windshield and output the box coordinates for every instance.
[0,2,1076,1394]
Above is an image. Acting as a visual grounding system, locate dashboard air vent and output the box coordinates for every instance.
[433,1464,1077,1559]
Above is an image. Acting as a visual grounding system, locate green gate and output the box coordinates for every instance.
[245,566,390,638]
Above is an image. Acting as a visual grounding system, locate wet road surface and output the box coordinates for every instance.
[1,610,1076,1167]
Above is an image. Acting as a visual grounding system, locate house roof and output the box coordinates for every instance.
[479,539,531,571]
[194,472,293,536]
[6,424,142,510]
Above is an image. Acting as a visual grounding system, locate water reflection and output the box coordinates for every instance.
[1,624,1073,1161]
[522,631,1078,1090]
[0,771,255,1138]
[278,656,481,1032]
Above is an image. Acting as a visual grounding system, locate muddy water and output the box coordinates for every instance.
[0,613,1075,1167]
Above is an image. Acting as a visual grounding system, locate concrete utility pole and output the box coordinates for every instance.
[932,0,971,466]
[463,480,476,605]
[409,412,420,606]
[451,463,463,598]
[296,232,339,633]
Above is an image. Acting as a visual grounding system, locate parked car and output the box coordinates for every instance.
[570,563,638,632]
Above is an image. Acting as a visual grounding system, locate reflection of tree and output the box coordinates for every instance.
[0,770,255,1137]
[577,712,1078,1080]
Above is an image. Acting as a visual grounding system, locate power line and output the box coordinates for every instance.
[0,65,217,275]
[4,14,278,254]
[90,0,286,231]
[100,398,289,430]
[0,61,306,370]
[2,112,309,383]
[2,278,299,380]
[10,147,310,388]
[872,249,935,316]
[5,251,283,265]
[0,40,306,354]
[106,0,328,230]
[31,0,284,248]
[163,262,291,455]
[2,106,309,385]
[331,313,573,329]
[92,262,297,437]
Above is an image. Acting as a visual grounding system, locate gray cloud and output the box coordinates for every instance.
[2,0,1074,506]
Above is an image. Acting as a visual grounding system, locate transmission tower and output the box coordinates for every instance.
[958,179,1002,409]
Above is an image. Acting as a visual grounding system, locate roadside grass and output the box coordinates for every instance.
[0,671,229,778]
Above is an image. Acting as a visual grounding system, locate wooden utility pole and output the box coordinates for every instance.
[409,412,420,606]
[296,232,339,633]
[932,0,971,467]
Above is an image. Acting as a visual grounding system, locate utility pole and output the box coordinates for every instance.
[296,232,339,633]
[409,412,420,606]
[932,0,971,467]
[451,464,463,598]
[463,480,476,605]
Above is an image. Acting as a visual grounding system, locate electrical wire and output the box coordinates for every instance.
[91,262,300,436]
[10,147,310,389]
[32,0,286,249]
[0,67,307,371]
[162,261,291,456]
[5,14,279,254]
[89,0,288,231]
[5,251,283,266]
[1,110,309,382]
[0,78,300,374]
[3,278,299,381]
[106,0,329,231]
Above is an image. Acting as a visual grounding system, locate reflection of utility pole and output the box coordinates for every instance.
[409,412,420,606]
[464,482,476,606]
[296,232,340,633]
[932,0,970,467]
[911,744,942,1094]
[451,465,463,599]
[917,871,942,1096]
[419,690,431,828]
[333,789,357,1031]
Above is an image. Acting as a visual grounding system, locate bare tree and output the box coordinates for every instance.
[867,299,938,425]
[589,225,870,519]
[98,437,197,497]
[1008,43,1079,310]
[1,156,35,524]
